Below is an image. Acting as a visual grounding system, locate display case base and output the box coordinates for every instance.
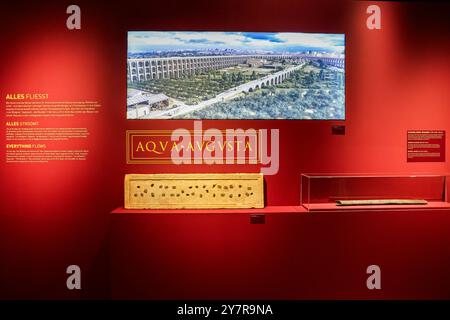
[112,202,450,214]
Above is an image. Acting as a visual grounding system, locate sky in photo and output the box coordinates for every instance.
[128,31,345,54]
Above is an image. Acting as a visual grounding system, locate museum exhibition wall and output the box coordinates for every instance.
[1,0,450,300]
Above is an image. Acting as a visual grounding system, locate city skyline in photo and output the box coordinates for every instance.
[128,31,345,55]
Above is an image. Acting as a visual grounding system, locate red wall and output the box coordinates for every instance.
[1,0,449,299]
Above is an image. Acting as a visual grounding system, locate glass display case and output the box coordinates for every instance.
[301,174,450,211]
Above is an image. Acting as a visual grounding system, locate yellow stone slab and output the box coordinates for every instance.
[124,173,264,209]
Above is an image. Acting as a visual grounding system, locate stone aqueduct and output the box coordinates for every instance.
[127,54,344,83]
[238,66,302,93]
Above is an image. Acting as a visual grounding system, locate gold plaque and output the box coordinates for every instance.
[124,173,264,209]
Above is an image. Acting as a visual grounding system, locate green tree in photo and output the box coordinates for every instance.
[222,72,229,82]
[319,69,325,81]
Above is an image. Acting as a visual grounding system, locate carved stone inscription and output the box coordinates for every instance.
[125,173,264,209]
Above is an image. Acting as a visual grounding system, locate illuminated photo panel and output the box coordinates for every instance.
[127,31,345,120]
